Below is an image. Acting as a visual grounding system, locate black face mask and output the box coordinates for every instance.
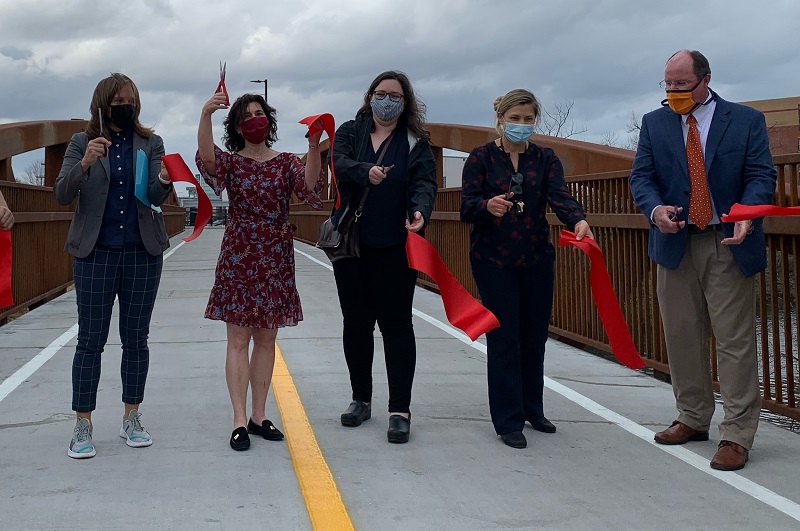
[109,104,135,130]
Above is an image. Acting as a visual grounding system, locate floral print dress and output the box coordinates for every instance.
[196,146,323,328]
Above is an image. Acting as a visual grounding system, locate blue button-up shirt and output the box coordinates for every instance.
[97,129,143,247]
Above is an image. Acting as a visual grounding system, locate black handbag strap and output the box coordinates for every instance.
[355,132,393,219]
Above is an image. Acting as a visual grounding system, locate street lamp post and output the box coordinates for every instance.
[250,78,268,102]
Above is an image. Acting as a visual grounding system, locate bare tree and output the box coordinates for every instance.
[19,160,45,186]
[536,100,587,139]
[623,111,641,151]
[599,130,620,147]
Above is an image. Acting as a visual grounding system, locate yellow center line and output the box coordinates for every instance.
[272,344,355,531]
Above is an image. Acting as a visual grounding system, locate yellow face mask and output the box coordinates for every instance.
[666,91,699,115]
[662,78,704,115]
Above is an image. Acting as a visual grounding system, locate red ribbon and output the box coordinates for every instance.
[298,113,337,207]
[557,230,645,370]
[0,230,12,307]
[161,154,213,242]
[405,232,499,341]
[721,202,800,222]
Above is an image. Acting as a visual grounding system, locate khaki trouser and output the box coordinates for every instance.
[656,228,760,450]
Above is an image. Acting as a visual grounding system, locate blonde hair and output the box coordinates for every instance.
[493,89,541,135]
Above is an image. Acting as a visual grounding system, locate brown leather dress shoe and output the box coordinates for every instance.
[710,441,749,471]
[653,420,709,445]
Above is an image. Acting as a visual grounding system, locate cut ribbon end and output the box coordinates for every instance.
[405,232,499,341]
[558,229,646,370]
[161,154,212,242]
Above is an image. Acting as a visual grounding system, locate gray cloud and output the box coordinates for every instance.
[3,0,799,175]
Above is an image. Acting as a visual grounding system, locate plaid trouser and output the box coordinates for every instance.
[72,245,163,412]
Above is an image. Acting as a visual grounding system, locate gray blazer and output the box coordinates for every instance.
[54,131,172,258]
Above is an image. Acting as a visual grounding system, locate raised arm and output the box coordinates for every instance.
[198,92,228,176]
[303,118,324,191]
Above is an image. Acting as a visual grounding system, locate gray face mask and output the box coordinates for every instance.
[370,97,404,122]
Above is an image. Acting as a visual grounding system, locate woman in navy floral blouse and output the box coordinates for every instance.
[460,89,593,449]
[197,92,324,450]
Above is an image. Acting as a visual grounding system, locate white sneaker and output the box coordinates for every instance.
[68,418,96,459]
[119,409,152,448]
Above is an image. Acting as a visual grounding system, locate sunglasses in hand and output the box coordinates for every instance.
[508,173,525,214]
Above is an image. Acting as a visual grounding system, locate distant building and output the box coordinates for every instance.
[180,174,229,226]
[741,96,800,155]
[443,155,468,189]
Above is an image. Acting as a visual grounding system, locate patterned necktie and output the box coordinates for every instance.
[686,114,712,229]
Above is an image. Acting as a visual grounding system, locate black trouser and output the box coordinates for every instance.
[471,257,554,435]
[72,245,162,412]
[332,243,417,413]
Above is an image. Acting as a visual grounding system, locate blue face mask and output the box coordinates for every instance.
[503,122,534,144]
[370,97,404,122]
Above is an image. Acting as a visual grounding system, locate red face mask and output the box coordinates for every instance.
[240,116,270,144]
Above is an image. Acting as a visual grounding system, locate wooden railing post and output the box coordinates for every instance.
[44,143,68,187]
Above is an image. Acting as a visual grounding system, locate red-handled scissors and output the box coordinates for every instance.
[216,61,229,105]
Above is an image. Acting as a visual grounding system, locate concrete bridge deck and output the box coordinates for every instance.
[1,229,799,530]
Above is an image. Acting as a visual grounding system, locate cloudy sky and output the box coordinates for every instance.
[2,0,799,183]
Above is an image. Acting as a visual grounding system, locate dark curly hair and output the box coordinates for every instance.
[222,93,278,152]
[356,70,429,141]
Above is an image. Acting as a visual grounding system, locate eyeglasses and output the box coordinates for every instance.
[659,79,697,90]
[373,91,404,102]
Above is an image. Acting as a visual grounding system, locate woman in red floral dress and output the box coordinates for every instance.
[197,92,324,450]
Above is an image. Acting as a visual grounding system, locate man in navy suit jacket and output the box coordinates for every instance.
[629,50,776,471]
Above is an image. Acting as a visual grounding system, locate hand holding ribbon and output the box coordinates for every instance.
[405,232,499,341]
[299,113,337,205]
[161,154,212,242]
[557,230,645,370]
[721,202,800,222]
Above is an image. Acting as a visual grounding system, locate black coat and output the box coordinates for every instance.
[330,113,437,231]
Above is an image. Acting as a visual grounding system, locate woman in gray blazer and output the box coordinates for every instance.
[54,73,173,459]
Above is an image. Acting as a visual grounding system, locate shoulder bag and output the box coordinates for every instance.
[317,133,392,262]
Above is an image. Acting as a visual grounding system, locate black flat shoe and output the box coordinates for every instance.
[529,417,557,433]
[248,418,285,441]
[230,426,250,451]
[341,401,371,427]
[387,414,410,444]
[500,431,527,449]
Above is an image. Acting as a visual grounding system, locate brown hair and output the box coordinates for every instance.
[493,89,541,136]
[85,73,152,140]
[222,94,278,152]
[356,70,429,141]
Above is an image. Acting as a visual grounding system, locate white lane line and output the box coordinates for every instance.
[295,243,800,523]
[0,238,188,405]
[0,324,79,404]
[163,240,186,261]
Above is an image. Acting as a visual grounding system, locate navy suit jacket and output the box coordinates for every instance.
[629,93,776,277]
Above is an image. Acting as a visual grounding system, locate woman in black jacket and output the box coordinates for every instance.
[330,70,437,444]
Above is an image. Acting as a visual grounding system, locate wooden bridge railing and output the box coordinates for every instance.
[1,118,796,421]
[291,125,799,422]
